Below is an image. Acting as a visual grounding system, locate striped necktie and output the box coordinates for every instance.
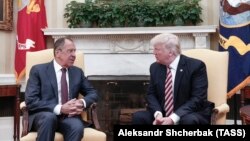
[164,66,173,117]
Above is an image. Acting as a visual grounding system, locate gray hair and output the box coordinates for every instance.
[150,33,181,55]
[53,37,73,56]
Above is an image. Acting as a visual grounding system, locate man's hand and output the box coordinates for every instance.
[153,116,174,125]
[61,98,85,117]
[60,99,77,114]
[68,99,84,117]
[161,117,174,125]
[153,113,163,125]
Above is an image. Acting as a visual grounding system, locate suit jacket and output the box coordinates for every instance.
[146,54,213,120]
[25,61,98,130]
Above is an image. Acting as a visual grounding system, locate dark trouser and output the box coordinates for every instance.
[179,112,210,124]
[132,110,210,125]
[132,110,154,124]
[32,112,84,141]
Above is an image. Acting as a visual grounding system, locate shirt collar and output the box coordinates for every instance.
[53,59,65,73]
[169,55,180,71]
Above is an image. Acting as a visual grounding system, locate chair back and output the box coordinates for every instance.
[182,49,229,124]
[26,48,84,82]
[25,48,86,120]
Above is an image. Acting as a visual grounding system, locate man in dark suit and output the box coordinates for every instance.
[132,33,213,125]
[25,37,98,141]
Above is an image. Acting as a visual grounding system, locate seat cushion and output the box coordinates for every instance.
[82,128,106,141]
[20,128,106,141]
[20,132,63,141]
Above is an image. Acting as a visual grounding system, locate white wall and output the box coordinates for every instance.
[0,117,22,141]
[0,0,220,74]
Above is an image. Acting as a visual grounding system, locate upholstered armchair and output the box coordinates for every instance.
[182,49,230,124]
[20,49,106,141]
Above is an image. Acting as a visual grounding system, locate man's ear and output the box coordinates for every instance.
[168,50,173,57]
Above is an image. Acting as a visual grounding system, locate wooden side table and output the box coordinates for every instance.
[240,86,250,125]
[240,105,250,125]
[0,84,21,141]
[240,86,250,107]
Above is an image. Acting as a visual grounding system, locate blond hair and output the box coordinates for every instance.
[150,33,181,55]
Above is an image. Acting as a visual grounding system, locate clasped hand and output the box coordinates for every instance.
[153,115,174,125]
[61,98,84,117]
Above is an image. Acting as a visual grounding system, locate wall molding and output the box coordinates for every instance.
[43,25,217,54]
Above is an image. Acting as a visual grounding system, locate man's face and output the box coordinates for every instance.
[153,43,172,65]
[57,39,76,68]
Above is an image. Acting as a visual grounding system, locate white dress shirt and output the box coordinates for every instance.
[154,55,181,125]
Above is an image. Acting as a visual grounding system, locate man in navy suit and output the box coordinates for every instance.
[132,33,213,125]
[25,37,98,141]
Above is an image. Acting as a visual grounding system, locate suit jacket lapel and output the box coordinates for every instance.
[174,55,185,102]
[47,61,58,99]
[159,64,167,107]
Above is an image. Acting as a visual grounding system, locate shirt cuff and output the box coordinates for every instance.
[227,0,240,7]
[80,99,86,108]
[154,111,163,118]
[53,104,62,115]
[169,113,180,125]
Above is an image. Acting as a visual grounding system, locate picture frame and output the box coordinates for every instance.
[0,0,13,30]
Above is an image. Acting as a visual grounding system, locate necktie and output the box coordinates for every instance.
[61,68,68,104]
[164,66,173,117]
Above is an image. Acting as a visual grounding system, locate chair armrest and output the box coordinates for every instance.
[20,102,26,110]
[89,103,101,130]
[20,101,102,135]
[20,101,29,137]
[213,103,230,114]
[211,103,230,125]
